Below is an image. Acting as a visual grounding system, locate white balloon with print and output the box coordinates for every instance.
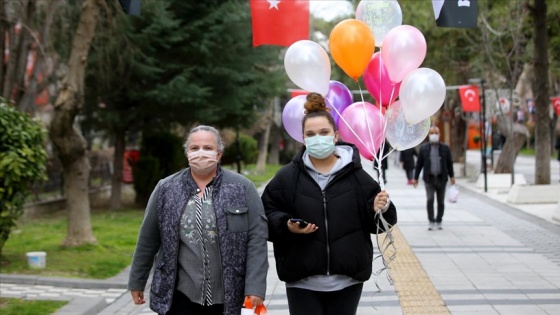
[385,101,430,151]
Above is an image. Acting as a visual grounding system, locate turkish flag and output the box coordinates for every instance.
[290,89,307,99]
[250,0,309,47]
[552,96,560,116]
[458,85,480,112]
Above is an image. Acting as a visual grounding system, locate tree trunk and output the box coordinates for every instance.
[256,124,271,173]
[532,0,551,184]
[18,0,60,113]
[494,124,529,173]
[2,1,26,100]
[0,1,5,90]
[49,0,100,246]
[110,129,125,210]
[256,99,273,173]
[267,124,280,165]
[451,98,467,164]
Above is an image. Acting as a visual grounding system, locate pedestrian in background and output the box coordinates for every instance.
[399,147,417,185]
[556,135,560,182]
[128,125,268,315]
[412,126,455,230]
[261,93,397,315]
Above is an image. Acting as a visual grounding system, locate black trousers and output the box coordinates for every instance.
[404,168,414,180]
[286,283,363,315]
[166,290,224,315]
[424,176,447,223]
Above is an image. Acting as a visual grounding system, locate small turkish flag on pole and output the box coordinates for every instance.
[551,96,560,116]
[458,85,481,112]
[250,0,310,47]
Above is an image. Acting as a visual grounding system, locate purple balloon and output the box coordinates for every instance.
[282,95,307,143]
[325,80,353,127]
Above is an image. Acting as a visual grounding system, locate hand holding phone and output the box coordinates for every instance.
[289,218,308,228]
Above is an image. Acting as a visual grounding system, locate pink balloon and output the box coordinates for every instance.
[381,25,427,83]
[363,52,401,107]
[339,102,386,160]
[282,95,307,143]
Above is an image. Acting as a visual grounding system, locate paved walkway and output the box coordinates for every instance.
[1,151,559,314]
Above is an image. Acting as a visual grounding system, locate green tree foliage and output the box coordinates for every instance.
[0,100,47,250]
[84,0,284,136]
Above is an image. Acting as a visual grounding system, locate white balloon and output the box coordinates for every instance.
[385,101,430,150]
[400,68,446,125]
[284,40,331,96]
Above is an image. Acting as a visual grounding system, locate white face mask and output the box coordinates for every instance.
[187,149,218,175]
[429,134,440,143]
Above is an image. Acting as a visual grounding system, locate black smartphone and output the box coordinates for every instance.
[289,218,308,228]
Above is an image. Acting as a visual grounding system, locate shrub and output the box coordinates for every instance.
[132,132,185,206]
[221,133,258,165]
[0,101,47,251]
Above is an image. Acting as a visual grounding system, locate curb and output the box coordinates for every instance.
[54,297,108,315]
[0,273,127,289]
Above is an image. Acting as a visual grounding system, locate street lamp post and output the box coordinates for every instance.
[469,78,488,192]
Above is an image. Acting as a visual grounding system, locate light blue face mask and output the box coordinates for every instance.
[304,135,335,159]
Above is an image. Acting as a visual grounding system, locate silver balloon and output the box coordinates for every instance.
[385,100,430,151]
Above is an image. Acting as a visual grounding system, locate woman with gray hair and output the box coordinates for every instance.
[128,125,269,315]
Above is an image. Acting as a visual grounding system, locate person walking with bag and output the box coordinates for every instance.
[128,125,268,315]
[261,93,397,315]
[412,126,455,230]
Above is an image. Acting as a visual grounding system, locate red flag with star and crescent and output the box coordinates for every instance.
[250,0,309,47]
[458,85,481,112]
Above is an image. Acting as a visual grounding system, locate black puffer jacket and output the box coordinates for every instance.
[261,142,397,283]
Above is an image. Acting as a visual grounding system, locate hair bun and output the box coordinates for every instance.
[304,92,329,114]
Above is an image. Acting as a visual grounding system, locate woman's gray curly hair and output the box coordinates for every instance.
[183,125,225,154]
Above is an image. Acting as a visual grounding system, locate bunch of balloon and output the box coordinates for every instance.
[282,37,355,143]
[379,24,447,140]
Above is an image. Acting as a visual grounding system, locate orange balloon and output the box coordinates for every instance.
[329,19,375,81]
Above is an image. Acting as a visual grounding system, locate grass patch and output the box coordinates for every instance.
[0,208,144,279]
[519,147,535,156]
[0,298,67,315]
[238,164,283,187]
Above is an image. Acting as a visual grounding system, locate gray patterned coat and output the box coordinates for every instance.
[128,167,268,315]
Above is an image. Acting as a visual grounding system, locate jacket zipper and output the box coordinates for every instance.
[322,191,330,275]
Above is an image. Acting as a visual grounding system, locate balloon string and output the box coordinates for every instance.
[358,82,378,157]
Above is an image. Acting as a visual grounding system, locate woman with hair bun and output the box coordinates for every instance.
[262,93,397,315]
